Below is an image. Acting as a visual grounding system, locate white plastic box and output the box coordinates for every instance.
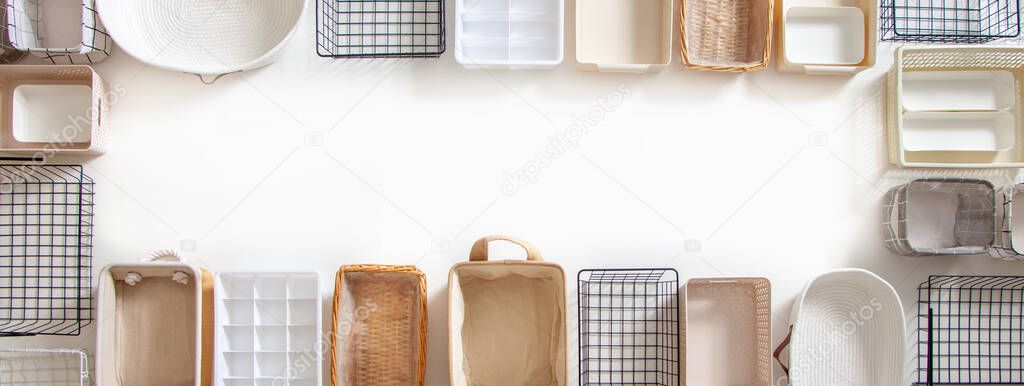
[776,0,876,74]
[0,65,107,155]
[215,272,322,386]
[887,46,1024,168]
[576,0,671,72]
[455,0,563,68]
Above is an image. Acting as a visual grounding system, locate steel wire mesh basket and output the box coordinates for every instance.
[316,0,446,58]
[0,349,88,385]
[916,275,1024,384]
[578,268,680,386]
[0,161,94,336]
[880,0,1021,43]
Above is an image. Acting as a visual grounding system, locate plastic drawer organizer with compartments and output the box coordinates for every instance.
[775,0,876,74]
[575,0,671,72]
[882,178,1024,260]
[455,0,563,68]
[0,65,108,155]
[216,271,322,386]
[578,269,680,386]
[887,46,1024,168]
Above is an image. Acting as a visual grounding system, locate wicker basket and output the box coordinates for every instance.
[680,0,772,71]
[330,265,426,386]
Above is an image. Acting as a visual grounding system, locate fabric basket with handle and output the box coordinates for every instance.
[96,251,214,386]
[331,264,426,386]
[448,235,567,386]
[773,269,905,386]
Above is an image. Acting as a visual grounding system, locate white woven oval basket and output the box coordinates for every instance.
[776,269,906,386]
[96,0,305,82]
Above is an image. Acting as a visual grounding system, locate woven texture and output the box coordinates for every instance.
[680,0,771,71]
[331,265,426,386]
[787,270,905,386]
[96,0,304,75]
[883,178,995,256]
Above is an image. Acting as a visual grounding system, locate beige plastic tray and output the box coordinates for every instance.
[886,46,1024,168]
[775,0,876,74]
[0,65,107,155]
[576,0,672,72]
[683,278,771,386]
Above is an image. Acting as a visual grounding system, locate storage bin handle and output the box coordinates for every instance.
[469,235,543,262]
[143,249,183,263]
[772,325,793,376]
[596,64,651,73]
[193,71,240,85]
[804,65,859,75]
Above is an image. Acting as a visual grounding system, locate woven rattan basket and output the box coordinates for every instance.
[680,0,773,71]
[330,265,427,386]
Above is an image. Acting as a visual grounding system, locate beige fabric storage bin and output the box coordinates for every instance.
[0,65,108,154]
[331,264,426,386]
[448,235,567,386]
[96,253,214,386]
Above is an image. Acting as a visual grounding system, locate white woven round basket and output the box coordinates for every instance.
[96,0,306,83]
[775,269,906,386]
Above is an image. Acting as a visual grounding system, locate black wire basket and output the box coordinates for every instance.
[316,0,446,58]
[0,161,94,336]
[881,0,1021,43]
[578,268,680,386]
[917,275,1024,384]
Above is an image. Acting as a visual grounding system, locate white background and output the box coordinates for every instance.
[13,1,1024,385]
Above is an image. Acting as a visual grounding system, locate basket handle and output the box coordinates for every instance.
[469,235,543,262]
[143,250,184,263]
[773,325,793,376]
[596,64,651,73]
[804,65,859,75]
[193,71,240,85]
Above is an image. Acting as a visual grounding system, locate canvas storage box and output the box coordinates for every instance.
[683,278,771,385]
[774,269,904,386]
[96,253,214,386]
[331,265,426,386]
[576,0,671,72]
[448,235,567,386]
[887,46,1024,168]
[0,65,108,154]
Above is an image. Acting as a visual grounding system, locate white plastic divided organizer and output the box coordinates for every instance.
[456,0,563,68]
[215,272,322,386]
[887,47,1024,168]
[776,0,875,74]
[576,0,671,72]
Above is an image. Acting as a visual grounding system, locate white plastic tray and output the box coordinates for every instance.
[901,70,1016,111]
[902,111,1015,152]
[576,0,672,72]
[12,84,92,143]
[456,0,563,68]
[215,272,322,386]
[784,7,864,65]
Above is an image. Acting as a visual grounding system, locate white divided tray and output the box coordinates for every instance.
[215,272,322,386]
[784,7,864,65]
[898,70,1019,153]
[456,0,563,68]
